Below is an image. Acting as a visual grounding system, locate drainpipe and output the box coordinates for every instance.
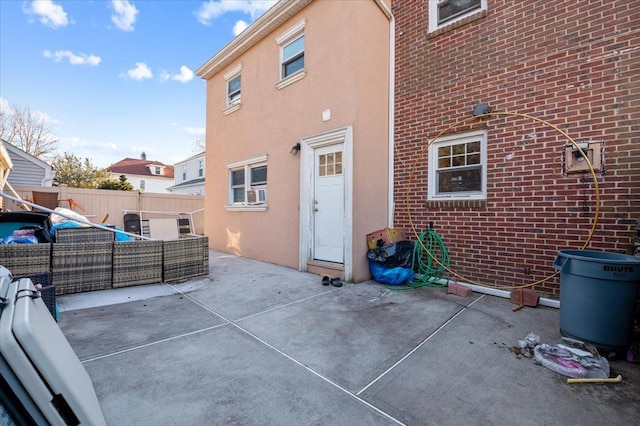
[374,0,395,228]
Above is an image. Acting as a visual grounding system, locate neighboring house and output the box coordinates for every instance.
[106,153,174,194]
[196,0,392,282]
[2,139,54,186]
[168,152,205,196]
[392,0,639,297]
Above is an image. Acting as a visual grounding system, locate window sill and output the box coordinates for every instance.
[426,199,486,209]
[427,9,487,39]
[223,102,241,116]
[225,204,268,212]
[275,70,306,90]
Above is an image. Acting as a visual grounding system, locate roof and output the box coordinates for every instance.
[107,157,174,178]
[174,151,205,166]
[196,0,312,79]
[167,177,206,190]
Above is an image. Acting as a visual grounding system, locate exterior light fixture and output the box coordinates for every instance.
[472,102,492,116]
[290,143,301,156]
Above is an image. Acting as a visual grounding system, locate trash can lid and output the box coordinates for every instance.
[557,250,640,265]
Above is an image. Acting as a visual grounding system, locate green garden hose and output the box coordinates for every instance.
[386,229,450,290]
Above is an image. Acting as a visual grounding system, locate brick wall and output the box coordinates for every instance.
[392,0,639,298]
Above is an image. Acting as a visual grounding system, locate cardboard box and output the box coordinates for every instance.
[366,228,406,249]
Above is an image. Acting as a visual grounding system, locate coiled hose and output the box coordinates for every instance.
[386,228,450,290]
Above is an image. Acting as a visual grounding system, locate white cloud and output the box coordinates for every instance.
[111,0,139,32]
[0,98,10,114]
[0,98,60,125]
[233,20,248,36]
[195,0,277,25]
[172,66,194,83]
[123,62,153,80]
[158,70,171,81]
[24,0,69,29]
[43,50,101,66]
[160,67,194,83]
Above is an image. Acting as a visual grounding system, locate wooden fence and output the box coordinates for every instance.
[5,185,205,235]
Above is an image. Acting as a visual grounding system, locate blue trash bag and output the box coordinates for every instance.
[369,260,415,286]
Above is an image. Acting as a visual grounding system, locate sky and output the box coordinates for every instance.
[0,0,277,168]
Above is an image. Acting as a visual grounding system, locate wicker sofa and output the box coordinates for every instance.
[0,226,209,295]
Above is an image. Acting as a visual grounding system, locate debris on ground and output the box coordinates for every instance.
[507,333,611,379]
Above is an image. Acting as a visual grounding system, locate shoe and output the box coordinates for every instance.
[322,276,331,286]
[330,278,343,287]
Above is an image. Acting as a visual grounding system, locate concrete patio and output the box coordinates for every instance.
[57,250,640,425]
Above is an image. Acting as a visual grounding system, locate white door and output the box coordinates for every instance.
[313,144,344,263]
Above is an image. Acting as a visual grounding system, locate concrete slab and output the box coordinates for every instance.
[54,250,640,425]
[360,295,640,425]
[188,252,332,320]
[59,294,227,360]
[81,318,400,425]
[237,282,480,393]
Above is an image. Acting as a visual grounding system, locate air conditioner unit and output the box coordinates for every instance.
[246,188,267,204]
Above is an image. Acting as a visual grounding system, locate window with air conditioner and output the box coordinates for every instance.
[227,155,268,210]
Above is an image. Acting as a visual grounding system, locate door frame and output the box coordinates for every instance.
[299,126,353,281]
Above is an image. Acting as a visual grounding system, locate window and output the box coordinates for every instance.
[282,35,304,78]
[227,75,241,105]
[429,0,486,32]
[223,64,242,113]
[428,130,486,200]
[140,180,145,191]
[198,160,204,177]
[275,19,306,89]
[227,155,268,209]
[154,166,161,175]
[182,164,187,181]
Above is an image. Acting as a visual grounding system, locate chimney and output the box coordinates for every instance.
[141,152,147,160]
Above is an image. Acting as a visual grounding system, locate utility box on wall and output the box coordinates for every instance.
[564,142,603,174]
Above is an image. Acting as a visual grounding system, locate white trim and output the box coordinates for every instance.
[223,63,242,81]
[227,154,268,169]
[299,126,353,281]
[275,70,306,90]
[428,0,487,33]
[428,129,487,200]
[223,103,241,115]
[275,19,306,45]
[373,0,395,228]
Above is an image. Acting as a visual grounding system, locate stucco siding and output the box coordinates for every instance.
[203,0,390,281]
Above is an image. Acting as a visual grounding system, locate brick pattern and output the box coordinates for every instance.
[392,0,639,297]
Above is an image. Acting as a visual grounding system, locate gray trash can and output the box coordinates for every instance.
[553,250,640,352]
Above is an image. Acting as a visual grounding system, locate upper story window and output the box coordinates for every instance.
[428,130,487,200]
[226,155,268,210]
[429,0,486,32]
[223,64,242,114]
[198,159,204,177]
[227,75,241,105]
[182,164,187,181]
[282,35,304,78]
[275,19,306,90]
[154,166,161,175]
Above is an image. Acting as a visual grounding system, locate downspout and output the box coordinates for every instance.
[374,0,395,228]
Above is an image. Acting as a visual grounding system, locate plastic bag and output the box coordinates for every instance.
[369,260,415,285]
[534,337,610,378]
[367,241,414,268]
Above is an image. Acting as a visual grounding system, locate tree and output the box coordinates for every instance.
[51,153,109,188]
[192,138,206,153]
[0,103,58,160]
[97,175,134,191]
